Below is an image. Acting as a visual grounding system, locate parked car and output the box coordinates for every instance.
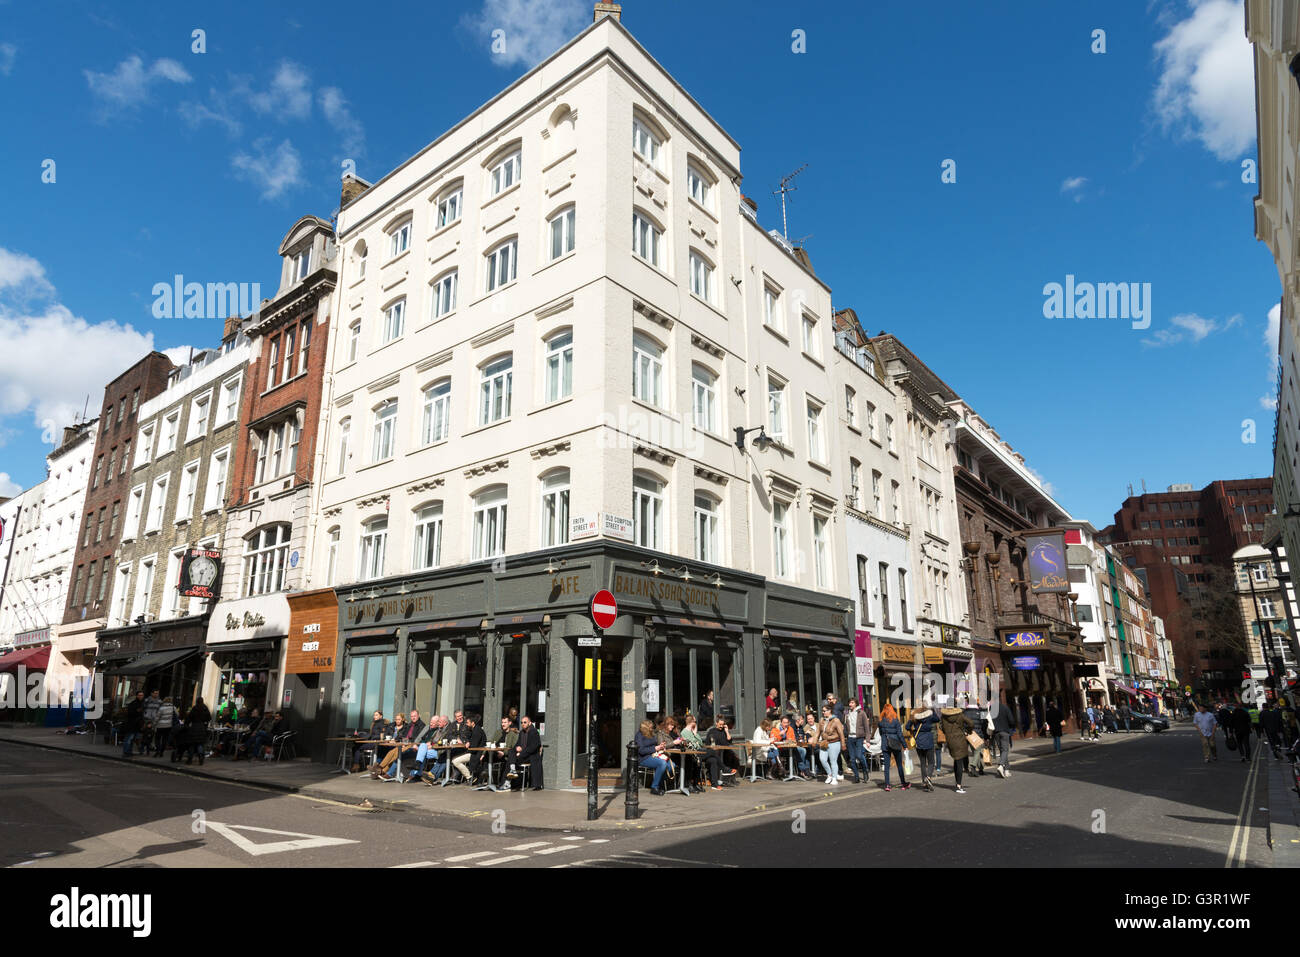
[1132,712,1169,733]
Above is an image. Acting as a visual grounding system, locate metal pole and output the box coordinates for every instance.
[625,738,640,819]
[586,637,600,821]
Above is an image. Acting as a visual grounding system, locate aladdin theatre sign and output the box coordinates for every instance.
[1003,630,1047,650]
[1024,530,1068,594]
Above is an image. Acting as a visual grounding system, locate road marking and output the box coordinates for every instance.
[533,845,579,855]
[477,854,529,866]
[392,861,440,868]
[1224,739,1263,868]
[504,841,551,851]
[561,835,584,841]
[588,838,609,843]
[204,822,359,857]
[445,851,496,862]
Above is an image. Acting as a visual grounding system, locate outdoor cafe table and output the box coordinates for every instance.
[702,741,751,785]
[437,741,469,786]
[326,736,383,774]
[771,740,804,781]
[211,725,249,758]
[468,746,507,791]
[661,748,706,795]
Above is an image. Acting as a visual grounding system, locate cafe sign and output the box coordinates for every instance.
[879,642,914,665]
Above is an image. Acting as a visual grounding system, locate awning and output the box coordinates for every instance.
[1137,689,1157,699]
[0,645,51,673]
[1108,679,1137,699]
[105,647,200,677]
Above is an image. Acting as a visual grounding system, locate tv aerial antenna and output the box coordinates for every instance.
[773,164,808,240]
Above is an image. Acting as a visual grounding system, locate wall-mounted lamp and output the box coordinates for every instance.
[641,559,663,576]
[734,425,773,453]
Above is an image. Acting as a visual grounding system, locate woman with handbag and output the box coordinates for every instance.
[938,706,976,794]
[818,706,846,785]
[905,706,942,791]
[877,703,910,791]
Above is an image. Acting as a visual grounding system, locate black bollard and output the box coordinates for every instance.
[625,739,640,820]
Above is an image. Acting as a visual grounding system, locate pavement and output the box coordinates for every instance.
[0,720,1285,868]
[0,721,1172,832]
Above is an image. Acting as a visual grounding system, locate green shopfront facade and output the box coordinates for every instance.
[328,541,851,786]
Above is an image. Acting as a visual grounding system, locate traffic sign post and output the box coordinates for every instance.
[586,591,617,821]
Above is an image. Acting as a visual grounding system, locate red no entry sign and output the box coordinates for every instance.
[590,590,618,630]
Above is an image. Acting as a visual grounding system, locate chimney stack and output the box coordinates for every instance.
[222,315,243,341]
[341,172,372,207]
[594,2,621,22]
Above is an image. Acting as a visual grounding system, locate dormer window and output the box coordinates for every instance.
[292,248,311,282]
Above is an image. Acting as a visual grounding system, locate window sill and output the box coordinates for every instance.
[809,460,832,476]
[381,247,412,270]
[416,308,456,334]
[801,351,824,369]
[763,324,789,345]
[687,196,718,223]
[357,457,394,473]
[259,371,307,400]
[533,249,575,277]
[631,252,672,284]
[528,395,574,416]
[888,450,900,460]
[471,280,519,308]
[406,437,449,456]
[184,433,207,446]
[482,180,521,210]
[427,217,462,243]
[846,424,861,436]
[463,417,511,438]
[688,291,729,322]
[630,397,669,418]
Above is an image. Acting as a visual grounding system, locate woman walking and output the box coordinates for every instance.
[182,698,211,766]
[152,697,176,757]
[938,705,975,794]
[878,703,909,791]
[906,705,941,791]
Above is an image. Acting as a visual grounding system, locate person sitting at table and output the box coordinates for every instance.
[750,718,773,778]
[482,715,518,787]
[408,715,449,780]
[449,713,487,784]
[680,715,707,791]
[371,710,424,779]
[350,710,389,772]
[506,706,520,729]
[446,709,469,741]
[636,718,672,795]
[769,714,797,777]
[503,715,543,790]
[231,708,263,760]
[790,713,813,779]
[243,710,287,762]
[802,712,823,778]
[427,715,472,783]
[702,714,735,790]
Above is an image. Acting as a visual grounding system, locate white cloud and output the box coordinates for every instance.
[0,473,21,497]
[1152,0,1254,159]
[467,0,589,68]
[84,55,192,112]
[0,248,52,295]
[0,249,194,443]
[0,43,15,76]
[1262,301,1282,407]
[178,96,242,136]
[231,138,303,200]
[1060,176,1087,193]
[319,86,366,157]
[247,61,313,119]
[1141,311,1241,347]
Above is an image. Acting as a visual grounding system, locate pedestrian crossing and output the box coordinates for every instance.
[390,835,611,868]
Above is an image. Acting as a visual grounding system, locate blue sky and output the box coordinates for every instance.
[0,0,1276,528]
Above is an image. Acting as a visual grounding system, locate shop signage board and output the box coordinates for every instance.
[855,656,874,685]
[569,515,599,540]
[285,589,339,674]
[1003,630,1047,649]
[179,547,223,600]
[922,647,944,665]
[1025,531,1069,594]
[1011,655,1042,670]
[14,628,49,647]
[879,642,914,664]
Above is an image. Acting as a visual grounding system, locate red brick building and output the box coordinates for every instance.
[59,352,177,666]
[1099,479,1275,694]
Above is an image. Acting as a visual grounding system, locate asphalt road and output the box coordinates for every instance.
[0,725,1276,868]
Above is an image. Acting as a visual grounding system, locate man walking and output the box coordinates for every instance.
[991,691,1016,778]
[1118,701,1131,732]
[1230,703,1253,763]
[843,698,870,783]
[121,691,146,758]
[1261,701,1286,757]
[1193,703,1219,762]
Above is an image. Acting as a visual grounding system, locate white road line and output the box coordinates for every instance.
[445,851,496,862]
[561,836,584,841]
[587,838,609,843]
[504,841,551,851]
[533,845,579,855]
[476,854,529,866]
[1224,739,1262,868]
[392,861,440,868]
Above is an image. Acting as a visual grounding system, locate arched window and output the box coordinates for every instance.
[688,249,714,302]
[430,269,457,320]
[359,516,388,581]
[632,208,662,267]
[485,237,518,291]
[472,486,508,560]
[243,524,291,597]
[354,241,368,280]
[412,502,443,571]
[479,355,513,425]
[372,400,397,462]
[435,180,463,229]
[382,296,406,344]
[540,469,570,547]
[633,471,664,550]
[421,379,451,445]
[548,204,576,259]
[336,416,351,476]
[544,329,572,402]
[691,363,717,433]
[325,526,340,585]
[633,332,664,407]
